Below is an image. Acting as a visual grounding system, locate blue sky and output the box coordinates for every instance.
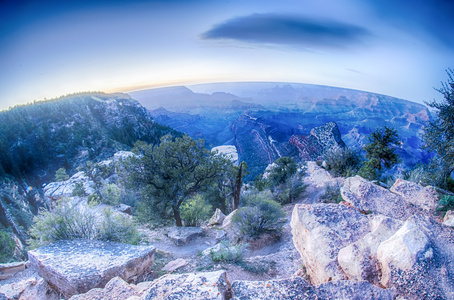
[0,0,453,110]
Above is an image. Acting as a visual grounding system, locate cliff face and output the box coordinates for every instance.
[137,82,431,178]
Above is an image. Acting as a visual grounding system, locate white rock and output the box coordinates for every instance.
[161,258,188,272]
[443,210,454,227]
[390,179,439,212]
[212,145,239,166]
[377,219,433,287]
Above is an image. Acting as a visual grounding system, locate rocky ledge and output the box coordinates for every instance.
[28,240,155,298]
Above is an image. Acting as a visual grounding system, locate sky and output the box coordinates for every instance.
[0,0,453,110]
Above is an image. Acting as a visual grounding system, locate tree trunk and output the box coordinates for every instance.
[173,206,183,227]
[232,163,243,211]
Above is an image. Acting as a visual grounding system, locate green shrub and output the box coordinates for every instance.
[437,195,454,212]
[29,198,141,248]
[320,184,343,204]
[98,209,141,245]
[100,183,122,205]
[233,195,285,239]
[181,194,212,227]
[210,241,246,263]
[0,231,15,263]
[55,167,69,182]
[323,147,362,177]
[72,182,87,197]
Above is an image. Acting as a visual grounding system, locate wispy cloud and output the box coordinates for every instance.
[202,13,370,50]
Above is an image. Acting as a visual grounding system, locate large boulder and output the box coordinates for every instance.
[390,179,439,212]
[377,218,434,287]
[28,240,155,298]
[341,176,414,220]
[337,215,402,284]
[166,227,203,246]
[231,277,395,300]
[141,270,230,300]
[290,203,370,285]
[209,208,226,226]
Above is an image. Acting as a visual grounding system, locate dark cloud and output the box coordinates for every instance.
[202,13,370,49]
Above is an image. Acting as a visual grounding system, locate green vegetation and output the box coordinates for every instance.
[126,135,231,226]
[0,230,16,263]
[180,194,212,226]
[323,147,362,177]
[29,198,140,248]
[55,167,69,182]
[210,241,246,263]
[320,184,343,204]
[233,192,285,239]
[267,157,306,204]
[437,195,454,212]
[423,69,454,188]
[359,126,401,180]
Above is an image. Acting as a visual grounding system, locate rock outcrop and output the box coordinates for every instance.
[0,261,27,280]
[209,208,226,226]
[43,171,94,201]
[443,210,454,227]
[290,203,370,284]
[290,122,345,161]
[291,175,454,299]
[212,145,239,166]
[341,176,416,220]
[28,240,155,298]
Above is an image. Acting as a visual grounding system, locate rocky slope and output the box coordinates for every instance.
[3,163,454,299]
[0,93,178,258]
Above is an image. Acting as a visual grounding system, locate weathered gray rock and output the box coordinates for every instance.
[209,208,226,226]
[221,209,237,229]
[43,171,94,200]
[0,261,27,280]
[0,272,59,300]
[390,179,439,212]
[140,270,230,300]
[338,215,402,284]
[70,277,139,300]
[231,277,395,300]
[166,227,203,246]
[377,218,433,287]
[444,210,454,227]
[28,240,155,298]
[231,276,313,299]
[341,176,413,220]
[290,203,370,285]
[161,258,188,272]
[315,280,396,300]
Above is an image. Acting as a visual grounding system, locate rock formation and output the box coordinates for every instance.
[28,240,155,298]
[290,122,345,161]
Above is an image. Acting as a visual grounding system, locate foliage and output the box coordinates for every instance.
[437,195,454,212]
[268,157,298,186]
[361,126,401,180]
[423,69,454,187]
[55,167,69,182]
[267,157,306,204]
[100,183,122,205]
[210,240,246,263]
[126,135,231,226]
[320,184,343,204]
[29,198,140,248]
[233,193,285,239]
[97,209,141,245]
[0,93,178,179]
[180,194,212,227]
[72,182,87,197]
[0,230,16,263]
[323,147,362,177]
